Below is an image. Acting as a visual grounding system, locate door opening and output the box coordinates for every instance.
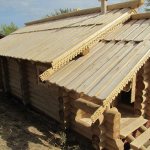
[117,82,135,114]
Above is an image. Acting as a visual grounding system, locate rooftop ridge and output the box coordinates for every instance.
[25,0,144,26]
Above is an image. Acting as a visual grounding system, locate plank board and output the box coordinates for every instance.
[120,117,147,138]
[131,128,150,149]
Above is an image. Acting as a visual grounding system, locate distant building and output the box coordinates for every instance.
[0,0,150,150]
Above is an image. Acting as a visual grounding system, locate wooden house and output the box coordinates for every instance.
[0,0,150,149]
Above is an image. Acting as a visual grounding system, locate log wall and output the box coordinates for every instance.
[2,58,61,122]
[26,62,60,121]
[7,58,22,99]
[0,57,128,149]
[104,108,124,150]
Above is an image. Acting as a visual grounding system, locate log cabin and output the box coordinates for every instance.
[0,0,150,149]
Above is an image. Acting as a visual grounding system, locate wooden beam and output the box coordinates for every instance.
[25,0,143,26]
[131,75,136,103]
[73,98,100,114]
[131,128,150,150]
[100,0,107,14]
[132,12,150,20]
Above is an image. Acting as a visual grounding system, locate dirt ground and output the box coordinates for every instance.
[0,93,93,150]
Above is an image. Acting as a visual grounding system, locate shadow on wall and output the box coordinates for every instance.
[0,93,93,150]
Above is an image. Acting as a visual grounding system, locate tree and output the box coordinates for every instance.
[46,8,74,17]
[0,22,18,36]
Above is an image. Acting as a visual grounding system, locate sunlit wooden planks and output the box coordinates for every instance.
[0,26,100,63]
[14,9,124,34]
[103,18,150,42]
[130,128,150,150]
[120,117,147,138]
[47,40,150,102]
[95,41,150,99]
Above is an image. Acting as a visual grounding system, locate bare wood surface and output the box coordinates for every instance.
[120,117,147,138]
[73,98,100,114]
[132,12,150,20]
[131,128,150,150]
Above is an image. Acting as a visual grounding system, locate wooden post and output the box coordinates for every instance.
[58,88,70,130]
[91,107,123,150]
[134,67,145,116]
[91,115,105,150]
[104,108,124,150]
[73,98,100,114]
[143,59,150,120]
[100,0,107,14]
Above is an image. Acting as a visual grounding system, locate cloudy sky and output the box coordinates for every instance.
[0,0,144,27]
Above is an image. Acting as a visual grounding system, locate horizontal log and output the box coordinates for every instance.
[30,94,59,106]
[31,98,60,112]
[132,12,150,20]
[69,92,79,99]
[31,103,60,121]
[105,123,120,132]
[105,130,120,139]
[105,138,124,150]
[105,145,119,150]
[71,122,92,140]
[73,98,100,114]
[104,117,120,124]
[127,134,135,143]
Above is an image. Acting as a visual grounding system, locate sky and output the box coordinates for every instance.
[0,0,144,27]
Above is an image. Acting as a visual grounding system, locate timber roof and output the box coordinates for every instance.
[0,8,131,63]
[0,0,148,103]
[47,40,150,100]
[46,13,150,101]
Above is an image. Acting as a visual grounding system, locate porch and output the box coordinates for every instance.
[120,113,150,150]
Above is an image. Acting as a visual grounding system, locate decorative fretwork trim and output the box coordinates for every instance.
[91,40,150,123]
[40,9,136,82]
